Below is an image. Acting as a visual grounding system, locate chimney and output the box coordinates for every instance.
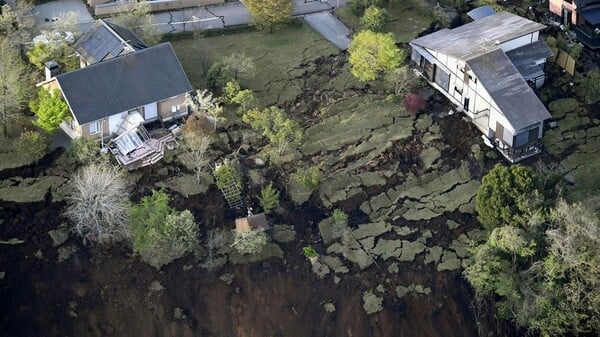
[44,60,60,81]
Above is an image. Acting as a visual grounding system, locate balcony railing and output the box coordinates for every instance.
[573,25,600,49]
[497,142,543,163]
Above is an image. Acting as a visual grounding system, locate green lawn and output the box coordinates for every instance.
[169,23,339,107]
[335,0,433,43]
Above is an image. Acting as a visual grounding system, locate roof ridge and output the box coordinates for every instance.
[100,19,132,50]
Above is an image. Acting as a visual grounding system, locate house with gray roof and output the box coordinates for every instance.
[54,42,192,142]
[410,11,553,162]
[73,19,147,67]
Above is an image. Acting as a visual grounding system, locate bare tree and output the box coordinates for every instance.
[185,89,225,131]
[222,52,256,81]
[65,163,130,244]
[181,130,211,184]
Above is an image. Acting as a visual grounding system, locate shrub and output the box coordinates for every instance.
[206,61,233,90]
[293,166,321,191]
[214,162,243,191]
[303,245,318,259]
[360,6,389,32]
[581,70,600,104]
[71,137,102,165]
[30,88,70,133]
[475,164,541,229]
[331,208,349,236]
[221,80,241,105]
[65,163,130,244]
[404,93,427,114]
[231,228,267,254]
[258,182,280,214]
[16,130,48,163]
[128,190,200,268]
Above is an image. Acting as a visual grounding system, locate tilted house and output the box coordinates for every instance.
[549,0,600,49]
[410,11,553,162]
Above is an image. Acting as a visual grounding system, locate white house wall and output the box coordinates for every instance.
[109,111,127,134]
[499,32,538,52]
[416,48,521,144]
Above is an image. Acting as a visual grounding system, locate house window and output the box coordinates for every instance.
[171,105,177,113]
[454,86,463,95]
[89,121,100,135]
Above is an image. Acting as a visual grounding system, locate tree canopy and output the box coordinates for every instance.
[128,189,200,269]
[0,37,31,137]
[348,30,403,82]
[244,0,294,31]
[113,1,161,45]
[30,88,71,133]
[475,163,540,229]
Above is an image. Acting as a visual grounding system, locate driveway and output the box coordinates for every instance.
[303,11,351,50]
[29,0,94,35]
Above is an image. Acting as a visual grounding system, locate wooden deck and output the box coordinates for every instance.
[113,134,176,170]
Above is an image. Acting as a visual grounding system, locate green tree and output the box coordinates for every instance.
[303,245,318,259]
[26,41,78,72]
[244,0,294,31]
[581,69,600,104]
[113,0,161,45]
[206,61,233,90]
[258,182,280,213]
[71,137,105,165]
[128,190,200,269]
[348,30,403,82]
[0,2,34,47]
[214,162,243,191]
[16,130,48,163]
[475,163,540,229]
[293,166,321,191]
[242,106,302,154]
[30,88,71,133]
[0,37,31,137]
[360,6,389,32]
[348,0,389,16]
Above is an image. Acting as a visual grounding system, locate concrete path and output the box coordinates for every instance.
[303,11,351,50]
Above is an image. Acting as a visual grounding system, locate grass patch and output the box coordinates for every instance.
[335,0,433,43]
[168,22,338,107]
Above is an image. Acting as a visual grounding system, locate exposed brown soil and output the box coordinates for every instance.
[0,196,494,337]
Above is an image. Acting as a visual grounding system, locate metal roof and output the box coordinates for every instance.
[56,43,192,125]
[467,6,496,21]
[73,20,147,65]
[506,39,554,79]
[467,50,551,130]
[580,7,600,25]
[411,12,546,60]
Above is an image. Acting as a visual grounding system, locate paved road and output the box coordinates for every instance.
[304,11,351,49]
[28,0,352,49]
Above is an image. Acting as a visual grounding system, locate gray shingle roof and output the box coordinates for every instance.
[411,12,546,60]
[467,50,551,130]
[73,20,146,65]
[56,43,192,125]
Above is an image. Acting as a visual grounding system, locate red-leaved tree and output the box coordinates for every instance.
[404,93,427,114]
